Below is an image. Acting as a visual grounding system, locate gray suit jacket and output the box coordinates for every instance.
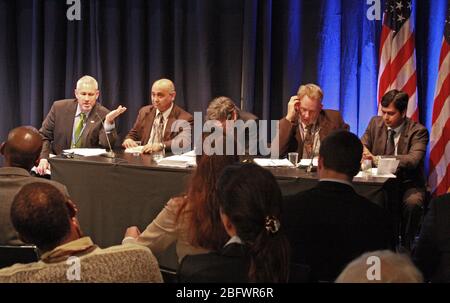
[0,167,69,245]
[276,109,349,158]
[39,99,116,159]
[125,104,193,151]
[361,116,429,187]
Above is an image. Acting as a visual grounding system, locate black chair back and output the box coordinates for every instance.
[0,246,39,269]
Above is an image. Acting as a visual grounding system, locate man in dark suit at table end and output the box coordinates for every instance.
[283,130,394,282]
[273,83,349,159]
[36,75,127,175]
[361,89,429,250]
[122,79,193,154]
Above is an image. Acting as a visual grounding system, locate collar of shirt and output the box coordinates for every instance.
[156,103,174,121]
[319,178,354,188]
[40,237,97,263]
[76,104,91,118]
[387,121,405,138]
[224,235,243,247]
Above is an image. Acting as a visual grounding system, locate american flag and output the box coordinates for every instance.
[429,4,450,196]
[377,0,418,121]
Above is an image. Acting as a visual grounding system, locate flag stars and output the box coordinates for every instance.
[397,14,406,22]
[396,2,404,10]
[407,1,412,10]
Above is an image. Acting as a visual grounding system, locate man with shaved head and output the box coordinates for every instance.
[123,79,193,154]
[0,126,69,245]
[37,75,127,175]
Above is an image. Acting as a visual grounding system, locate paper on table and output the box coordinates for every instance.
[63,148,107,157]
[298,158,319,167]
[253,158,294,167]
[182,150,197,157]
[124,146,144,154]
[377,158,400,175]
[157,154,197,168]
[355,168,396,178]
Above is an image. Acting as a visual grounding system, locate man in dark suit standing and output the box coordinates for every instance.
[122,79,193,154]
[413,193,450,282]
[284,131,393,282]
[361,89,429,249]
[273,83,349,158]
[36,75,127,175]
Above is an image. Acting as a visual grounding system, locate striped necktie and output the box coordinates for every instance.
[72,113,86,148]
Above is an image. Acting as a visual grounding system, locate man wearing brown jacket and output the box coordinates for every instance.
[123,79,193,154]
[273,83,349,158]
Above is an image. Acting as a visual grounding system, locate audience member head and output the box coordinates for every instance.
[179,149,239,251]
[0,126,43,170]
[206,96,238,122]
[11,182,81,252]
[296,84,324,126]
[217,163,290,283]
[318,130,363,181]
[75,75,100,113]
[151,79,176,113]
[380,89,408,128]
[336,250,423,283]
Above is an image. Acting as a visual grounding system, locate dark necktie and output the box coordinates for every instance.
[304,124,314,158]
[385,129,396,155]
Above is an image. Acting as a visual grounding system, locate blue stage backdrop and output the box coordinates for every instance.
[0,0,446,166]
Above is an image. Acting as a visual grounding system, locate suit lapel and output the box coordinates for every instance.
[164,105,179,140]
[397,119,410,155]
[376,121,388,155]
[80,104,101,146]
[65,100,78,148]
[318,112,329,140]
[295,127,304,154]
[142,107,156,144]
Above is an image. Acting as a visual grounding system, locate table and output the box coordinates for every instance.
[50,152,398,269]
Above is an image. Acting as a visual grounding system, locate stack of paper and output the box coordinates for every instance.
[298,158,319,167]
[157,154,197,168]
[124,146,144,154]
[253,158,294,167]
[62,148,107,157]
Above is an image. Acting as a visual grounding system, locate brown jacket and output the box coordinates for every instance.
[361,116,429,187]
[39,99,117,159]
[276,109,349,157]
[125,104,193,151]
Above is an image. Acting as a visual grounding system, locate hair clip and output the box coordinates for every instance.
[265,216,281,234]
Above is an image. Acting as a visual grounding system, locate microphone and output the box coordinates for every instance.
[95,112,115,158]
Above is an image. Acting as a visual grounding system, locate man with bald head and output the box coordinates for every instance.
[37,75,127,174]
[0,126,69,245]
[123,79,193,154]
